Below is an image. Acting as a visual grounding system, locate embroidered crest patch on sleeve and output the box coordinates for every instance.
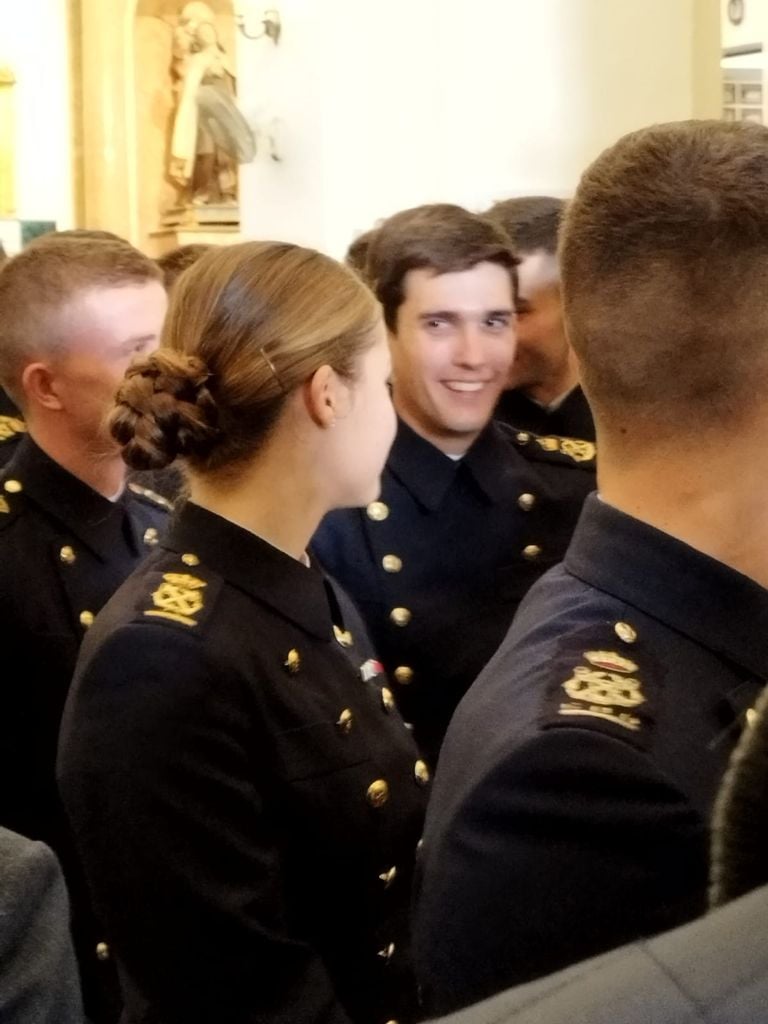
[559,651,644,732]
[144,573,207,627]
[539,635,657,749]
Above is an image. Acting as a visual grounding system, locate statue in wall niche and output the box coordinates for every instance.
[168,1,256,217]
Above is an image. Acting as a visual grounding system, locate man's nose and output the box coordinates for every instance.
[454,326,485,367]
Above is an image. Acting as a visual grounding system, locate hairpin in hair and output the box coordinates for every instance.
[260,347,286,393]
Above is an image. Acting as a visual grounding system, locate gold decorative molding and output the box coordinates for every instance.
[0,65,16,216]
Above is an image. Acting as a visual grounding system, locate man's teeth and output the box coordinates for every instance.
[445,381,485,392]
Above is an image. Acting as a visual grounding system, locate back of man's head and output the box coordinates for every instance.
[485,196,564,258]
[367,203,517,331]
[27,228,125,246]
[156,242,212,289]
[561,120,768,439]
[0,235,161,407]
[345,229,377,281]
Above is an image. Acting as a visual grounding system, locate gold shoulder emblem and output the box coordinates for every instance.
[0,495,9,514]
[535,435,596,463]
[144,572,206,627]
[0,415,26,442]
[560,438,596,463]
[558,651,645,732]
[127,482,174,511]
[535,435,559,452]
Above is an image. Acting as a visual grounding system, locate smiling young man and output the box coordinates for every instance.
[312,204,596,762]
[0,234,170,1023]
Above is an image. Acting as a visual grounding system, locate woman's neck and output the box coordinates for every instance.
[188,441,327,561]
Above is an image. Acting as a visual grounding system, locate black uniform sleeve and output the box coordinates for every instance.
[58,624,352,1024]
[414,726,708,1016]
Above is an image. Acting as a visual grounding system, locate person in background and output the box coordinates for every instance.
[156,242,213,289]
[58,241,428,1024]
[0,826,84,1024]
[0,229,134,464]
[414,120,768,1015]
[485,196,595,441]
[345,228,377,279]
[422,675,768,1024]
[313,203,595,762]
[0,234,169,1021]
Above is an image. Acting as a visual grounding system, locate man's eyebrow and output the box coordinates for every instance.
[419,310,461,322]
[118,334,157,350]
[122,337,156,350]
[418,308,514,321]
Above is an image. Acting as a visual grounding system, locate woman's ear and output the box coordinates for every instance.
[303,365,352,428]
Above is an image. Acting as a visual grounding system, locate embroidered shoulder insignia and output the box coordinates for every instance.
[559,660,645,732]
[539,630,658,749]
[128,482,174,512]
[0,416,26,442]
[536,435,596,463]
[144,572,206,627]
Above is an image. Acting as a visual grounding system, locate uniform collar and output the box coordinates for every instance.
[2,437,137,560]
[566,494,768,677]
[162,501,335,641]
[387,418,515,511]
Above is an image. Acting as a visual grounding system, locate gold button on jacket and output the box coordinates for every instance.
[366,501,390,522]
[366,779,390,808]
[390,607,412,627]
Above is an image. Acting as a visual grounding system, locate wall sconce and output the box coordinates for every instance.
[236,7,281,44]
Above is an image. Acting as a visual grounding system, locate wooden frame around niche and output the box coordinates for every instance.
[0,66,16,217]
[74,0,236,251]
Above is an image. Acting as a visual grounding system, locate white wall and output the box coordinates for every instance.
[238,0,717,258]
[721,0,768,50]
[0,0,74,228]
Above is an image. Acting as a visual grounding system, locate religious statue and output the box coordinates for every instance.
[168,2,256,215]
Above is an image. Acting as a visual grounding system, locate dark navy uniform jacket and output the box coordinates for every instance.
[312,419,596,762]
[414,494,768,1016]
[495,384,596,441]
[0,437,169,847]
[58,501,428,1024]
[0,437,169,1023]
[0,405,183,500]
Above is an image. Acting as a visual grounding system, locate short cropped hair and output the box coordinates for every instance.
[156,243,213,289]
[0,236,161,403]
[367,204,518,330]
[560,120,768,436]
[26,228,125,246]
[344,229,377,281]
[484,196,565,256]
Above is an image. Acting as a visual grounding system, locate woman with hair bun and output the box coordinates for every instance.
[57,241,427,1024]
